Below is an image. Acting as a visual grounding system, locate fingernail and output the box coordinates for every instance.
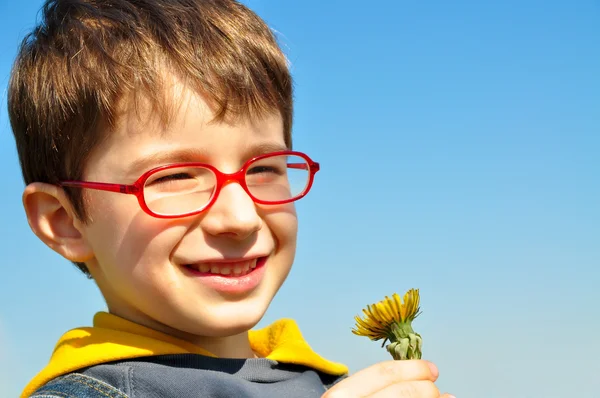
[427,361,438,377]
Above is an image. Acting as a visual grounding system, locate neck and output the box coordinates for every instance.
[106,308,258,359]
[190,333,257,359]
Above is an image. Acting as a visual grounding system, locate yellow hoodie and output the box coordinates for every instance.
[22,312,348,397]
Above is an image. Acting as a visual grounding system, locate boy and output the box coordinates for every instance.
[9,0,451,397]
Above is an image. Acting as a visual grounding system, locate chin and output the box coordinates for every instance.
[185,300,271,337]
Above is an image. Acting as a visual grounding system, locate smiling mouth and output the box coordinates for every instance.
[184,257,263,277]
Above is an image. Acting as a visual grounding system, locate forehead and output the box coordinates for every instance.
[85,83,285,180]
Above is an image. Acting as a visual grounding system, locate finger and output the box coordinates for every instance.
[370,380,440,398]
[440,394,456,398]
[322,360,438,398]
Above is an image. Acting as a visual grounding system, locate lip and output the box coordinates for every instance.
[182,256,268,295]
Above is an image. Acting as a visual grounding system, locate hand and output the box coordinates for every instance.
[322,360,454,398]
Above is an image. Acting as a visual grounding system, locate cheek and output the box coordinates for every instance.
[262,204,298,249]
[82,194,188,273]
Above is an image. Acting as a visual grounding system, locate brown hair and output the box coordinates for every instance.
[8,0,293,275]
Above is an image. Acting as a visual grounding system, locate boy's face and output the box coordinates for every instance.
[77,85,297,339]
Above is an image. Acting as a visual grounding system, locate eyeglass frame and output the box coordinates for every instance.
[59,150,320,219]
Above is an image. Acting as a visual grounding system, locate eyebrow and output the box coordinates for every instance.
[127,142,289,176]
[243,142,289,159]
[127,148,210,176]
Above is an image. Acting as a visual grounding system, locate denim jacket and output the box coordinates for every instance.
[29,373,127,398]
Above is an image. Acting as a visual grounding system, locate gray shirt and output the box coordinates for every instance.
[30,354,346,397]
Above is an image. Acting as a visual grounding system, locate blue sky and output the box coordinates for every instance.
[1,1,599,397]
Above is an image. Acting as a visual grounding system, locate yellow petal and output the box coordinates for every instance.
[389,294,401,320]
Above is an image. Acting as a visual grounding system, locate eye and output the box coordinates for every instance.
[150,172,193,184]
[247,165,282,175]
[145,170,202,193]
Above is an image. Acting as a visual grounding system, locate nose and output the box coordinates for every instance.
[200,181,262,240]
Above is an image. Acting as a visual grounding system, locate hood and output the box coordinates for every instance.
[22,312,348,397]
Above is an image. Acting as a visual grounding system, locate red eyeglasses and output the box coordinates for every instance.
[60,151,320,219]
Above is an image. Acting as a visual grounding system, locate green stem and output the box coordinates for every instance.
[390,321,415,342]
[385,321,422,361]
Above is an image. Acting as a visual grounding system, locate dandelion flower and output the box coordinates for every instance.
[352,288,423,360]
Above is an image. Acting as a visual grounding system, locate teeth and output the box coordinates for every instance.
[221,266,232,275]
[190,259,260,276]
[199,264,210,273]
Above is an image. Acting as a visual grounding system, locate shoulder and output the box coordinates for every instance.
[28,373,128,398]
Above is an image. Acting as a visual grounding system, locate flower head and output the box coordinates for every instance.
[352,288,423,360]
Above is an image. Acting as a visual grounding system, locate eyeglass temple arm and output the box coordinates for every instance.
[60,181,140,194]
[287,162,320,171]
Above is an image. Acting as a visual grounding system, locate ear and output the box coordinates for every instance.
[23,182,94,263]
